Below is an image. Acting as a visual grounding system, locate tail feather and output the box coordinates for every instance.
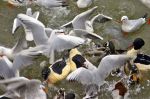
[142,13,148,19]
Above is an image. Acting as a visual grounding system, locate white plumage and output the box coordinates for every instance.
[121,15,146,33]
[67,54,131,86]
[0,77,47,99]
[17,14,85,64]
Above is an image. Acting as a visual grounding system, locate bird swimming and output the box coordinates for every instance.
[121,14,147,33]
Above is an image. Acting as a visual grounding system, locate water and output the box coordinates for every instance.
[0,0,150,98]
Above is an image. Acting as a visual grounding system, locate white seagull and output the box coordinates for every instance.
[61,7,112,41]
[67,54,131,87]
[0,47,43,79]
[121,14,147,33]
[12,8,40,41]
[0,77,47,99]
[16,13,85,64]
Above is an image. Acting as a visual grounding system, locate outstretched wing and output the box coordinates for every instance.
[73,29,103,40]
[12,46,43,72]
[17,14,48,45]
[67,67,93,85]
[49,34,85,52]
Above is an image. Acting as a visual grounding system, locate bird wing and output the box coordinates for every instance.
[45,28,53,37]
[73,29,103,40]
[24,79,46,99]
[85,59,97,70]
[0,56,15,79]
[91,14,112,24]
[67,67,94,85]
[97,54,131,80]
[49,34,85,52]
[12,46,43,72]
[0,77,29,90]
[60,21,73,28]
[17,14,48,45]
[12,18,22,34]
[32,11,40,20]
[72,6,98,29]
[12,34,28,54]
[26,8,32,16]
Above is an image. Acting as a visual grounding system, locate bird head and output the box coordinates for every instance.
[121,16,128,23]
[133,38,145,50]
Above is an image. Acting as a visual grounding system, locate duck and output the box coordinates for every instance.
[66,38,145,87]
[53,88,75,99]
[111,81,129,99]
[16,13,85,64]
[121,14,147,33]
[41,48,96,84]
[12,8,40,41]
[76,0,93,8]
[0,77,47,99]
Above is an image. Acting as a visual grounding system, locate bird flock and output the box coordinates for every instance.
[0,0,150,99]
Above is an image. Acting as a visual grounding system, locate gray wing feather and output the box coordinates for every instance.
[67,67,93,85]
[12,34,28,54]
[49,35,85,52]
[0,56,15,79]
[73,29,103,40]
[12,47,43,72]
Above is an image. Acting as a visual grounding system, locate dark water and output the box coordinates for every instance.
[0,0,150,98]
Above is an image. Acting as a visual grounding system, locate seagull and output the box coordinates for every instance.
[61,6,98,31]
[61,7,112,41]
[0,77,47,99]
[16,13,85,64]
[0,46,43,79]
[121,13,147,33]
[76,0,93,8]
[33,0,68,8]
[61,7,112,33]
[0,35,27,60]
[67,54,131,87]
[12,8,40,41]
